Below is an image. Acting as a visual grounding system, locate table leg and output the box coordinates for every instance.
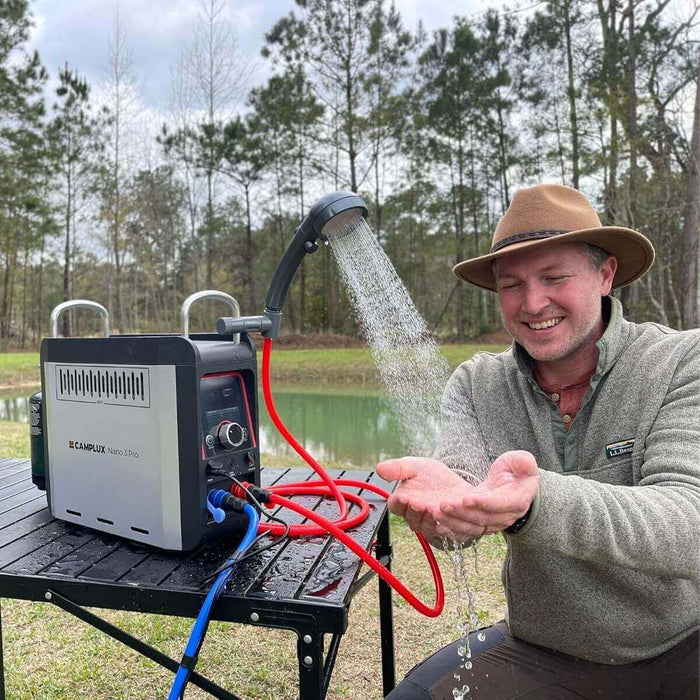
[377,513,396,695]
[0,598,5,699]
[297,632,325,699]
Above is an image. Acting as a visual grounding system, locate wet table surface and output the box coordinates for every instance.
[0,458,389,633]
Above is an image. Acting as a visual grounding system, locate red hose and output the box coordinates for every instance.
[251,337,444,617]
[262,338,348,522]
[252,486,370,537]
[270,492,444,617]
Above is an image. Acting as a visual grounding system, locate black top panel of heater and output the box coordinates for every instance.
[41,333,255,367]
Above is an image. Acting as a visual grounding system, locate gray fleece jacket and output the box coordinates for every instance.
[436,296,700,664]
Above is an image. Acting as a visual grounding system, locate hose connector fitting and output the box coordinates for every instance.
[208,489,248,514]
[231,482,272,505]
[217,314,273,336]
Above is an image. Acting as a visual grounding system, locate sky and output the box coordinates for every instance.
[27,0,495,112]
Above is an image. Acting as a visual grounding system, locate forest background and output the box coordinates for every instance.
[0,0,698,348]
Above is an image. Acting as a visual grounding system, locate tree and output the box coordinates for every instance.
[521,0,587,188]
[679,52,699,329]
[362,0,413,235]
[249,67,324,330]
[0,0,49,343]
[100,10,142,332]
[480,9,520,211]
[213,116,268,311]
[419,20,490,339]
[262,21,327,330]
[181,0,252,288]
[590,0,626,226]
[125,166,187,329]
[607,0,698,321]
[165,46,203,290]
[266,0,375,193]
[46,65,105,336]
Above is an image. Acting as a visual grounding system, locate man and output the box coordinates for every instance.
[377,184,699,699]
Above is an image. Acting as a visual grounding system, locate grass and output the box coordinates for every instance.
[0,353,41,390]
[0,342,509,698]
[1,422,30,458]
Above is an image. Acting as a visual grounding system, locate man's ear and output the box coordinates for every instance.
[600,255,618,296]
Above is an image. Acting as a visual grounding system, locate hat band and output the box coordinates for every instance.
[490,228,573,254]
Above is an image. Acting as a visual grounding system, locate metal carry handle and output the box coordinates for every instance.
[50,300,110,338]
[181,290,241,341]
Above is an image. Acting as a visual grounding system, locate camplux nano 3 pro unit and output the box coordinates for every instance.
[39,294,260,551]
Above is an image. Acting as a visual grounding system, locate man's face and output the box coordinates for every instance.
[495,242,617,363]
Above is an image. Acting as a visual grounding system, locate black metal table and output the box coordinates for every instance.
[0,458,396,699]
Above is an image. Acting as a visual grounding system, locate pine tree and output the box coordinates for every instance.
[46,66,106,336]
[212,116,269,311]
[0,0,49,343]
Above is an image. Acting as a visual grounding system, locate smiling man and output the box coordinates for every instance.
[378,184,700,699]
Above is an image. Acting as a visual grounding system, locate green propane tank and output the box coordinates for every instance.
[29,391,45,490]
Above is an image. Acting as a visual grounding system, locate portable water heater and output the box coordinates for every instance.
[38,292,260,551]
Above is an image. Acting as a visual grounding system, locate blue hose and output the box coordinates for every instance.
[168,503,260,699]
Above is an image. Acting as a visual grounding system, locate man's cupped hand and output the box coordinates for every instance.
[376,451,539,542]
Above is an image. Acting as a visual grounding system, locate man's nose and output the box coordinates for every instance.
[520,283,550,315]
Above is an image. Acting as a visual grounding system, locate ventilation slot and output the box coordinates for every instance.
[55,365,150,407]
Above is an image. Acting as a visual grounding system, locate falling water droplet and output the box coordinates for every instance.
[452,684,470,699]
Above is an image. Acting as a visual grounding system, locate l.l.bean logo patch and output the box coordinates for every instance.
[605,438,635,459]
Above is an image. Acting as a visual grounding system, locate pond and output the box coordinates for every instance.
[0,387,406,467]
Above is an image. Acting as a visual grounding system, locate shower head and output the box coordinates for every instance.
[217,191,367,340]
[264,191,367,316]
[298,191,368,243]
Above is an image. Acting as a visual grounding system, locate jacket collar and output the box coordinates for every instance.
[593,296,631,376]
[513,296,630,381]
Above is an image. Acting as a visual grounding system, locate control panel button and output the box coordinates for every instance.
[205,434,215,448]
[206,460,225,477]
[217,421,248,449]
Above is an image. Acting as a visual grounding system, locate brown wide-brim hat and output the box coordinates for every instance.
[453,184,655,291]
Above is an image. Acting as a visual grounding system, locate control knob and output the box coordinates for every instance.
[217,421,247,449]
